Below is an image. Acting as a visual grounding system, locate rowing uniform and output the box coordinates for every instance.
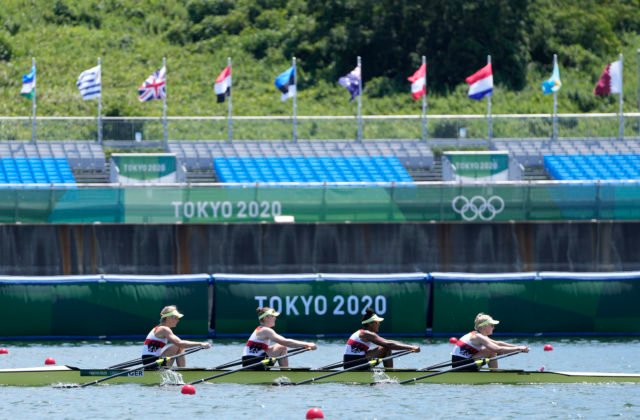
[343,329,374,370]
[242,327,276,370]
[140,326,172,368]
[451,331,484,371]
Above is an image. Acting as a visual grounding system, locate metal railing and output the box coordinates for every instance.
[1,113,639,145]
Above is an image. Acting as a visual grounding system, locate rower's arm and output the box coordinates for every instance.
[261,328,317,350]
[363,331,420,352]
[162,327,211,349]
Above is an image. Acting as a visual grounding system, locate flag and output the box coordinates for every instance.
[408,63,426,100]
[338,66,361,101]
[77,65,101,100]
[594,60,622,96]
[465,63,493,100]
[138,66,166,102]
[20,66,36,99]
[214,65,231,103]
[275,66,295,101]
[541,60,561,95]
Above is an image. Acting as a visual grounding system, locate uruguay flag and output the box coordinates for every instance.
[77,65,101,100]
[541,60,561,95]
[275,66,295,101]
[465,63,493,100]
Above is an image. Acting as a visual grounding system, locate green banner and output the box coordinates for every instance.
[0,275,210,338]
[444,151,510,181]
[213,274,428,336]
[111,153,178,183]
[431,273,640,334]
[2,183,640,223]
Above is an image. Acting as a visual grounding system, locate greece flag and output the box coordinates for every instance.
[77,65,101,100]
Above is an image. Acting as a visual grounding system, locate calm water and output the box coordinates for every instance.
[1,338,639,419]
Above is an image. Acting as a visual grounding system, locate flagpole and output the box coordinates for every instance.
[97,57,103,145]
[552,54,558,142]
[486,55,492,145]
[357,56,362,142]
[162,56,168,151]
[422,55,427,143]
[618,53,624,141]
[292,56,297,142]
[227,56,233,143]
[31,57,36,143]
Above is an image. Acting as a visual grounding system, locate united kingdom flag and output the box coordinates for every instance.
[138,66,166,102]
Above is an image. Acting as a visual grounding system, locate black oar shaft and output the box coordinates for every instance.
[189,347,310,385]
[290,349,414,386]
[79,345,207,388]
[398,350,522,385]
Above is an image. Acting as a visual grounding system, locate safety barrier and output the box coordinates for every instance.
[1,272,639,339]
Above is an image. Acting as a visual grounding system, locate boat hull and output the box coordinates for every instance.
[1,366,640,387]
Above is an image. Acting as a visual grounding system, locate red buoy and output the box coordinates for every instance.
[306,408,324,419]
[543,344,554,352]
[181,384,196,395]
[0,348,8,354]
[44,357,56,365]
[449,337,458,344]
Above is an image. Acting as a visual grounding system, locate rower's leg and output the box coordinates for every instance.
[367,347,393,367]
[268,344,288,367]
[474,350,498,368]
[160,345,185,367]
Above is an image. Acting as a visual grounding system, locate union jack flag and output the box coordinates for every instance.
[138,66,166,102]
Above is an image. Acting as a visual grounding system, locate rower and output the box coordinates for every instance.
[241,307,317,370]
[343,308,420,370]
[141,305,211,368]
[451,312,529,371]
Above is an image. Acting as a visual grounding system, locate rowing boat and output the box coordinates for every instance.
[1,366,639,386]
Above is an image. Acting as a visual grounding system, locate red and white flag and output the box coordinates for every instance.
[594,60,622,96]
[214,66,231,103]
[408,63,426,100]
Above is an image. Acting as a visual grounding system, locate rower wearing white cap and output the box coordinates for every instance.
[451,312,529,371]
[241,307,317,369]
[343,308,420,370]
[141,305,211,368]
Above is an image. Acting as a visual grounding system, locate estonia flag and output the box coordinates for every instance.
[275,66,296,101]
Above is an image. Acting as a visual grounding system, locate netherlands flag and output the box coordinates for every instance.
[465,63,493,100]
[214,65,231,103]
[408,63,426,100]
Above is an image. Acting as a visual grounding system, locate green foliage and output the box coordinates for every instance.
[0,0,639,118]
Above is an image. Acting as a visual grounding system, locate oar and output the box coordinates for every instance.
[281,349,415,386]
[108,358,143,370]
[396,350,523,385]
[67,345,208,388]
[417,358,458,371]
[212,347,305,370]
[188,347,310,385]
[318,356,367,370]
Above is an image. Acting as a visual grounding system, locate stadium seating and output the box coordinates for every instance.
[0,158,76,184]
[544,154,640,181]
[214,156,413,183]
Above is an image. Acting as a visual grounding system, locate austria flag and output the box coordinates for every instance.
[408,63,426,100]
[594,60,622,96]
[465,63,493,100]
[214,66,231,103]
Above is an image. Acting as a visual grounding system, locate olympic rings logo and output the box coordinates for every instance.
[451,195,505,221]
